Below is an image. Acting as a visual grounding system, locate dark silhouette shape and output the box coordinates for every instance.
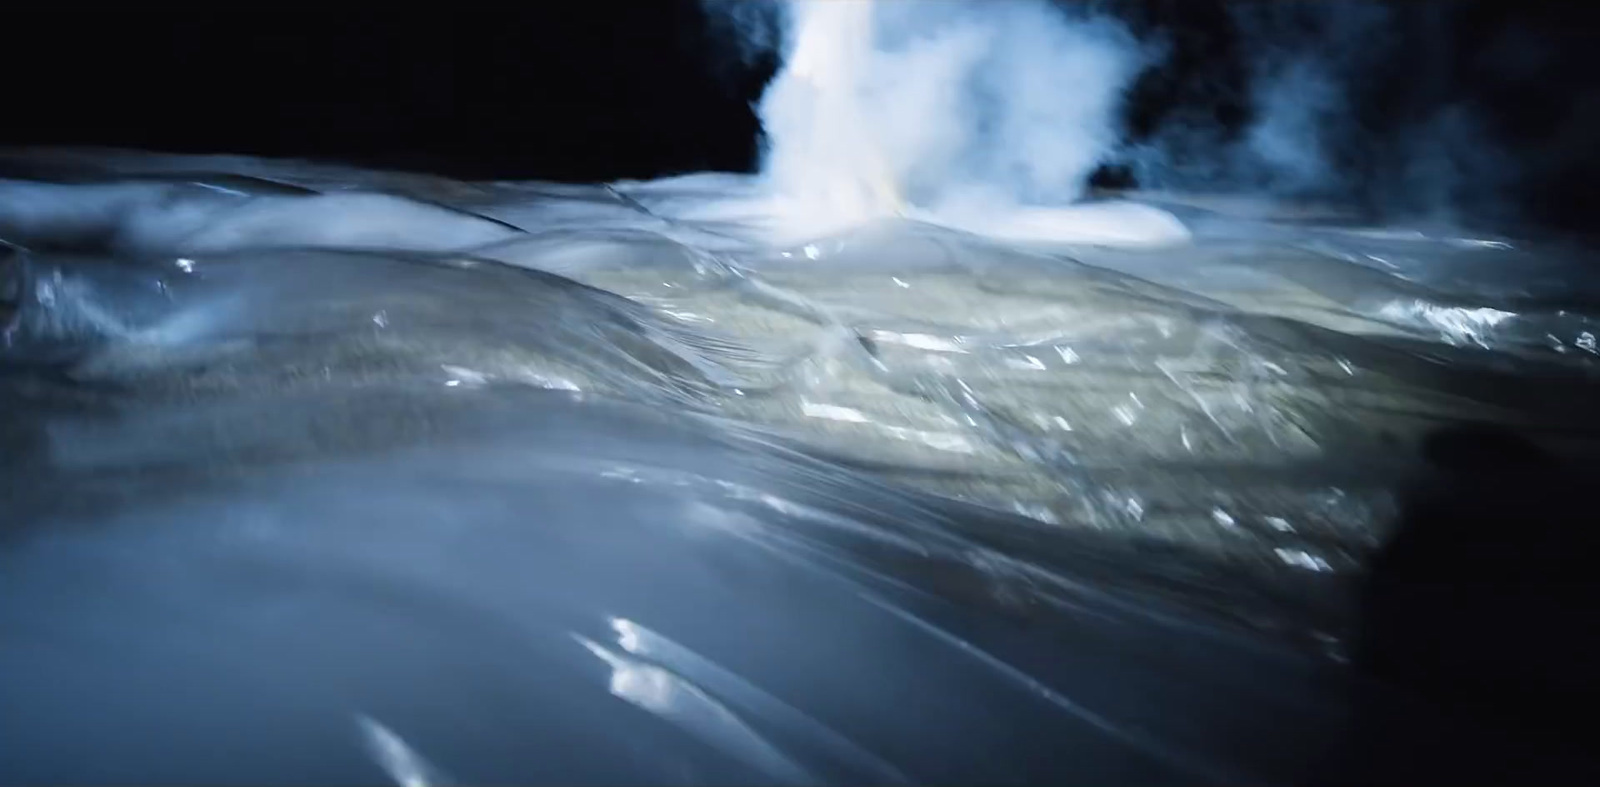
[1350,423,1599,782]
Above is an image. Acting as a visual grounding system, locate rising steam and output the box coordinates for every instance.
[708,0,1529,237]
[744,0,1188,246]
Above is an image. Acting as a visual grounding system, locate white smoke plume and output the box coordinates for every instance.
[707,1,1551,233]
[720,0,1177,243]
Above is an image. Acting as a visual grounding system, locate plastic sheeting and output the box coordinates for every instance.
[3,150,1599,785]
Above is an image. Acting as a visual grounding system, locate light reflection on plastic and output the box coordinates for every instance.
[571,633,814,785]
[356,715,445,787]
[1112,404,1139,427]
[1377,300,1516,349]
[1004,354,1047,371]
[439,365,488,388]
[881,425,977,454]
[663,309,715,324]
[866,329,968,354]
[1274,548,1333,572]
[1449,237,1514,250]
[801,399,872,423]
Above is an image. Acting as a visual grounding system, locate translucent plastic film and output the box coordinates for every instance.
[6,154,1596,593]
[4,151,1598,784]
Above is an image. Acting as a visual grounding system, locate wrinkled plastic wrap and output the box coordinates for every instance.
[4,150,1599,785]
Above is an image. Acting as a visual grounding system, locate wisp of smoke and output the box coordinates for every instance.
[1115,2,1393,199]
[710,0,1529,237]
[729,0,1190,247]
[1113,1,1521,227]
[1232,1,1393,195]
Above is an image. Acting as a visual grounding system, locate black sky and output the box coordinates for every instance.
[0,5,768,181]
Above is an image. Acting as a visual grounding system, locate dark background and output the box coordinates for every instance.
[0,6,762,181]
[2,2,1598,229]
